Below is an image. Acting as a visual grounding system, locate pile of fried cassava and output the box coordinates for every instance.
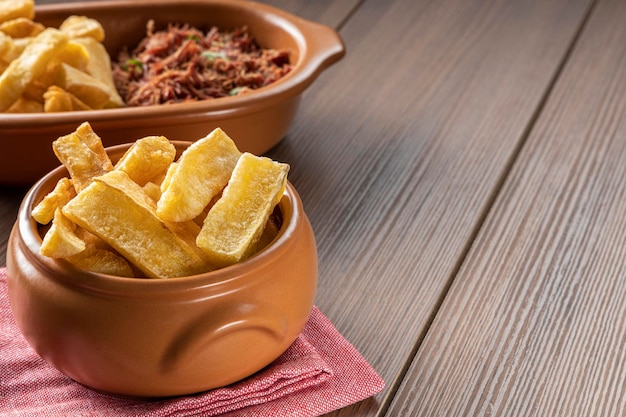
[33,123,289,278]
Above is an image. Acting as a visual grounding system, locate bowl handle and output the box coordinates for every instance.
[161,305,288,373]
[288,17,346,89]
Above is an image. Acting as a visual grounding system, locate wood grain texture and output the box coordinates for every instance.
[261,0,592,415]
[387,0,626,415]
[0,0,609,415]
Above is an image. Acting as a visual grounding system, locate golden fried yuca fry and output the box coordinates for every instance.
[43,85,91,112]
[43,85,73,112]
[72,226,135,276]
[59,15,104,42]
[6,95,43,112]
[74,226,111,250]
[67,247,135,277]
[23,77,51,104]
[40,208,86,258]
[0,17,44,38]
[62,170,212,278]
[74,121,113,171]
[142,181,162,202]
[53,63,110,109]
[21,69,53,103]
[157,128,241,223]
[0,28,68,111]
[0,31,26,70]
[53,40,90,71]
[68,246,135,277]
[0,31,13,59]
[196,153,289,267]
[71,37,123,108]
[98,169,204,261]
[22,41,90,102]
[32,177,76,224]
[10,35,30,56]
[67,229,135,277]
[0,31,24,67]
[52,122,112,191]
[148,171,166,187]
[114,136,176,186]
[72,227,138,276]
[0,0,34,24]
[97,168,204,250]
[53,130,105,190]
[160,161,177,191]
[69,92,92,111]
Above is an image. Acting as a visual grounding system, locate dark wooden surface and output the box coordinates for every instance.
[4,0,626,415]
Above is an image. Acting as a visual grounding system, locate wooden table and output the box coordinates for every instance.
[3,0,626,415]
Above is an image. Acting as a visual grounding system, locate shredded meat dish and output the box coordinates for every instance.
[112,21,292,106]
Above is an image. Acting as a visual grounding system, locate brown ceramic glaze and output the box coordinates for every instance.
[0,0,345,185]
[6,141,318,397]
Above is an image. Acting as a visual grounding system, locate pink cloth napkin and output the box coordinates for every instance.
[0,268,384,416]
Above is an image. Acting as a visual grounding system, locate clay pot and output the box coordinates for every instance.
[1,0,345,185]
[6,142,317,397]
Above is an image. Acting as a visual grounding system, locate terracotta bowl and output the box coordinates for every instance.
[0,0,345,185]
[5,141,318,397]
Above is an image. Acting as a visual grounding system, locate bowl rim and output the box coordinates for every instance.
[0,0,345,129]
[16,140,307,296]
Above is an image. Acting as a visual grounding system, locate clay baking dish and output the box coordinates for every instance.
[0,0,345,185]
[5,141,318,397]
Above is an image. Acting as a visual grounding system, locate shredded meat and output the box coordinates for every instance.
[112,21,292,106]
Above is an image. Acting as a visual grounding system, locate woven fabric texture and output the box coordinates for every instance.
[0,268,384,416]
